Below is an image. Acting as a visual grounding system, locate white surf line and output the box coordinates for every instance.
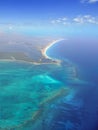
[43,39,66,59]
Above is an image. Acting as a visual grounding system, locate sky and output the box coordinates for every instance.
[0,0,98,37]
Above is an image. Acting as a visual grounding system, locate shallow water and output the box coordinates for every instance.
[0,61,79,130]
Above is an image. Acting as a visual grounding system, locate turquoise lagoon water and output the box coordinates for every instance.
[0,60,78,130]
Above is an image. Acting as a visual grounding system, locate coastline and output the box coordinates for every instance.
[0,58,61,65]
[42,39,65,60]
[0,40,64,65]
[42,39,81,82]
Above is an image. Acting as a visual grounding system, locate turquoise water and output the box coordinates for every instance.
[0,61,78,129]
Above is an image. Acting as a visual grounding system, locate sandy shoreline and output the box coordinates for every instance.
[42,39,65,59]
[0,39,65,65]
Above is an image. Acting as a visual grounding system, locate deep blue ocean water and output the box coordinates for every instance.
[46,39,98,130]
[46,39,98,84]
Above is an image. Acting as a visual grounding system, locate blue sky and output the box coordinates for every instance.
[0,0,98,37]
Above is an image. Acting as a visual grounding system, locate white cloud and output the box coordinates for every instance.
[56,19,61,23]
[90,0,98,3]
[62,17,68,21]
[63,22,70,25]
[51,20,56,24]
[73,15,98,24]
[81,0,98,3]
[73,17,84,23]
[51,17,69,25]
[51,15,98,26]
